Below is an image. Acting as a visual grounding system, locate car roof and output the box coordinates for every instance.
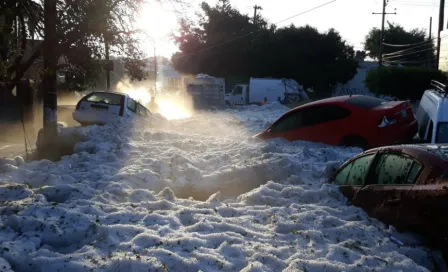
[344,144,448,184]
[422,90,448,121]
[283,95,352,115]
[295,95,354,108]
[406,144,448,161]
[288,95,390,111]
[89,91,128,96]
[367,144,448,162]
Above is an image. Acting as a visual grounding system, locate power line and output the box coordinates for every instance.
[172,0,339,60]
[274,0,338,25]
[383,39,434,47]
[383,59,438,64]
[382,41,434,57]
[171,32,256,60]
[373,0,397,66]
[383,47,434,60]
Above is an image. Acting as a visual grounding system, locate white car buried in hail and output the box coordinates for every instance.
[73,91,151,126]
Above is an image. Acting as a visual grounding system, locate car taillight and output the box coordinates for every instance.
[378,116,397,128]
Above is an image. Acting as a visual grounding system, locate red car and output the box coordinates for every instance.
[255,95,418,149]
[330,144,448,261]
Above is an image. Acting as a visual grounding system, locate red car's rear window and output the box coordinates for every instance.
[346,96,388,109]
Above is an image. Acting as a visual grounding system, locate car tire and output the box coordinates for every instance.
[341,135,368,150]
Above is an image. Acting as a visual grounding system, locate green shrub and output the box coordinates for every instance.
[365,66,447,101]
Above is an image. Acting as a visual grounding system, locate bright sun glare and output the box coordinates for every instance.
[156,98,192,120]
[114,3,192,120]
[116,81,192,120]
[137,3,179,57]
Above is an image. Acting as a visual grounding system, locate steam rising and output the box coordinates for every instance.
[115,78,193,120]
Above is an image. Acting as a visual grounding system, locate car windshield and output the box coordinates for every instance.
[86,93,123,105]
[436,123,448,143]
[345,96,388,109]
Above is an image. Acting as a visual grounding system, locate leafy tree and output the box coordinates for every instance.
[0,0,43,84]
[365,66,446,101]
[172,1,358,97]
[355,50,367,61]
[364,22,435,65]
[172,1,262,78]
[1,0,183,92]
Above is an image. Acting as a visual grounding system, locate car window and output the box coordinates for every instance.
[345,96,387,109]
[302,105,351,127]
[270,111,303,133]
[436,123,448,143]
[233,86,243,95]
[416,106,430,141]
[347,154,375,186]
[85,93,122,105]
[127,97,137,112]
[137,104,148,116]
[371,153,421,185]
[334,163,353,185]
[406,162,422,184]
[335,154,375,186]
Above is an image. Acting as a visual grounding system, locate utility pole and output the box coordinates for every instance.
[373,0,397,66]
[105,38,111,91]
[42,0,58,151]
[154,46,157,94]
[253,5,262,25]
[430,17,433,40]
[430,17,433,67]
[437,0,445,70]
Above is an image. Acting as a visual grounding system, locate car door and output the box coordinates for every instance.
[268,105,351,144]
[229,86,244,104]
[297,105,351,145]
[401,162,448,239]
[267,110,304,139]
[333,153,376,203]
[357,152,421,228]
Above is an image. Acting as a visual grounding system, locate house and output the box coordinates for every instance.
[159,63,183,92]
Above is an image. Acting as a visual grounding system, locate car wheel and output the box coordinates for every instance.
[341,135,368,150]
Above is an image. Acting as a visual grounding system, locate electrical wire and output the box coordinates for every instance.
[383,39,435,48]
[383,59,434,64]
[172,0,339,60]
[382,41,433,57]
[273,0,338,25]
[382,47,435,60]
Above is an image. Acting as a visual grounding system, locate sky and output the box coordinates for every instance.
[137,0,445,58]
